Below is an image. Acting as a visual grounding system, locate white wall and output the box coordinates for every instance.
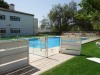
[0,10,34,36]
[0,40,29,74]
[33,18,38,35]
[38,25,52,33]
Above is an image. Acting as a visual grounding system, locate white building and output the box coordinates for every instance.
[0,4,38,37]
[33,18,38,35]
[39,25,52,33]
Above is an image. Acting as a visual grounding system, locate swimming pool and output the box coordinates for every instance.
[29,37,60,48]
[29,37,88,48]
[80,37,88,41]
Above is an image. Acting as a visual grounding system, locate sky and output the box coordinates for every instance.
[5,0,81,27]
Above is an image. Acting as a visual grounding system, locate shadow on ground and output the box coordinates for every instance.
[4,65,40,75]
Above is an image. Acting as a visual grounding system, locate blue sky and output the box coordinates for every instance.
[5,0,81,26]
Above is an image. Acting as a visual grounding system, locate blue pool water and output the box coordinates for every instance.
[29,37,60,48]
[29,37,88,48]
[80,37,88,41]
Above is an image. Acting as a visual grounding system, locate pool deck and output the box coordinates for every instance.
[5,37,100,75]
[30,53,74,75]
[82,37,100,44]
[6,53,74,75]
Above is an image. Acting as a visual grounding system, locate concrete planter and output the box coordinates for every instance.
[60,36,81,55]
[0,40,29,74]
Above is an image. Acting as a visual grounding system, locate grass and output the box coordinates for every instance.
[40,39,100,75]
[0,34,56,40]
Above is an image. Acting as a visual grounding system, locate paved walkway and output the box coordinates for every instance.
[30,53,74,75]
[82,37,100,44]
[6,53,74,75]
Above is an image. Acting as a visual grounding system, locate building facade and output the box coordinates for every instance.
[0,4,38,37]
[39,25,52,33]
[33,18,38,35]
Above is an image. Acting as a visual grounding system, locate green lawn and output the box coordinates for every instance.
[40,40,100,75]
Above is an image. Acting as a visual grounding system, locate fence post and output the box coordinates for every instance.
[45,36,48,57]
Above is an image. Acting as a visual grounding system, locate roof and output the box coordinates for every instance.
[10,4,15,6]
[0,8,34,16]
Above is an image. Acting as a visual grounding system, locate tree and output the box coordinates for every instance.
[79,0,100,30]
[74,12,93,31]
[48,0,97,32]
[79,0,100,12]
[0,0,9,9]
[48,1,77,33]
[91,11,100,30]
[68,0,77,14]
[48,3,63,32]
[40,18,49,29]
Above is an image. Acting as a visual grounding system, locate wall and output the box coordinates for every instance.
[60,36,81,55]
[38,25,52,33]
[33,18,38,35]
[0,10,34,36]
[0,40,29,74]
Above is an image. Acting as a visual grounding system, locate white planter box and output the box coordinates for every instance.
[0,40,29,74]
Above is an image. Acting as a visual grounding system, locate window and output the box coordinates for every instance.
[10,16,20,21]
[10,28,20,33]
[0,28,6,33]
[0,14,5,20]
